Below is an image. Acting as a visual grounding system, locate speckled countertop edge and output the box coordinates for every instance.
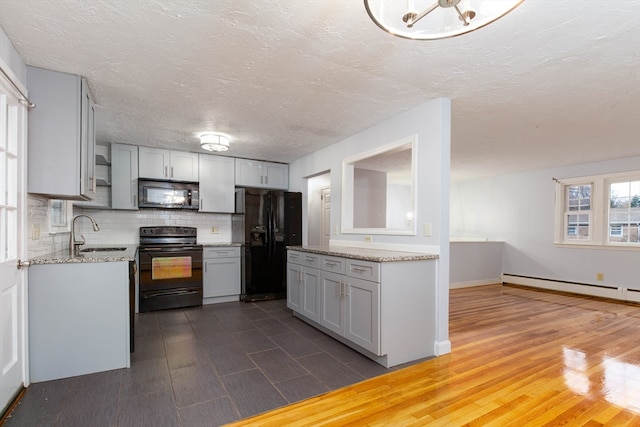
[202,243,242,247]
[30,245,138,265]
[287,245,439,262]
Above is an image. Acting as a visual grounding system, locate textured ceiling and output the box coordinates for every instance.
[0,0,638,182]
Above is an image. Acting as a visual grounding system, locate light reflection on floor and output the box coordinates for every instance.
[563,346,640,414]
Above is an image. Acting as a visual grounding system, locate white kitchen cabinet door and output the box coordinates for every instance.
[27,66,97,200]
[199,154,234,213]
[345,276,380,355]
[111,143,139,210]
[203,257,241,298]
[139,147,198,181]
[235,159,264,187]
[138,146,169,179]
[286,263,302,313]
[169,150,199,181]
[301,266,321,323]
[319,271,345,336]
[263,162,288,189]
[235,158,288,189]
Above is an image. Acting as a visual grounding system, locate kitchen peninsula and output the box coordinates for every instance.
[287,245,439,368]
[28,246,137,382]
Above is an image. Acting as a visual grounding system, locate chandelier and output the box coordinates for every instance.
[364,0,524,40]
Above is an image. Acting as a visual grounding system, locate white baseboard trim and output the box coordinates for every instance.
[450,278,501,289]
[501,274,639,303]
[434,340,451,356]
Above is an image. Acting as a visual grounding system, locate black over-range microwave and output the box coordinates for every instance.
[138,179,200,210]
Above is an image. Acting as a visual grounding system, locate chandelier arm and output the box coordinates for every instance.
[406,2,440,27]
[453,4,469,25]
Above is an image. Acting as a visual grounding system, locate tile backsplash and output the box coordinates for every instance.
[27,195,234,258]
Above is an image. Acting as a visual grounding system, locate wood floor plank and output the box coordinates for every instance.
[224,285,640,426]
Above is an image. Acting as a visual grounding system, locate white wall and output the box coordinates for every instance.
[0,26,26,87]
[289,97,451,355]
[450,241,503,288]
[451,156,640,290]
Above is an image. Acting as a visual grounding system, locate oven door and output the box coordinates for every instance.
[138,247,203,312]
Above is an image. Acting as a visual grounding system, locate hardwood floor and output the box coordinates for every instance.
[224,284,640,426]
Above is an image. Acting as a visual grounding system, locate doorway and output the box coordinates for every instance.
[306,172,330,246]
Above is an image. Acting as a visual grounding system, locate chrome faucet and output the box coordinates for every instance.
[70,214,100,255]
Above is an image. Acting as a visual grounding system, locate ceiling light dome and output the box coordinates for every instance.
[200,133,230,152]
[364,0,524,40]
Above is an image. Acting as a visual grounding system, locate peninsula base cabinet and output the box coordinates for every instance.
[203,246,241,304]
[287,249,436,368]
[28,262,130,382]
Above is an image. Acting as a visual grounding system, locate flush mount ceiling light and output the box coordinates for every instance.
[200,133,230,152]
[364,0,524,40]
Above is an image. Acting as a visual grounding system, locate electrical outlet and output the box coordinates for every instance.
[423,223,432,237]
[333,225,338,235]
[364,235,373,242]
[596,272,604,281]
[211,226,219,234]
[32,224,40,240]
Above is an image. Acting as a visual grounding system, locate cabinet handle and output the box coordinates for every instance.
[298,269,303,283]
[325,261,337,267]
[260,176,264,184]
[164,166,168,177]
[351,267,367,274]
[265,175,268,184]
[204,263,207,273]
[305,256,315,263]
[171,166,174,178]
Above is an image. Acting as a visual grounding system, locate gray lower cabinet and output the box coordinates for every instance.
[203,246,241,304]
[287,255,321,323]
[29,262,130,382]
[287,249,436,368]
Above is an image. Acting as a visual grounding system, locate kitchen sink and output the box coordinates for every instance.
[79,247,127,253]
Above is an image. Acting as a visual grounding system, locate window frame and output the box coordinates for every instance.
[554,171,640,249]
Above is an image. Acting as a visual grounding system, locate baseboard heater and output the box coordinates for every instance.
[501,274,640,303]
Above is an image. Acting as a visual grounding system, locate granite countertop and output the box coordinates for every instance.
[202,243,242,247]
[30,245,138,265]
[287,245,439,262]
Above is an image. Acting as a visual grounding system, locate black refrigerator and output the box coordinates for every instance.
[233,188,302,301]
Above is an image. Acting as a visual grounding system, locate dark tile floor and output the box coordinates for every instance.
[5,299,411,427]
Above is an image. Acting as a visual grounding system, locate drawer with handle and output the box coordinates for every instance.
[204,246,241,259]
[287,250,320,267]
[321,256,346,275]
[346,259,380,282]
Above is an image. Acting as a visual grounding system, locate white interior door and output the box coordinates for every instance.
[0,72,27,412]
[321,188,331,246]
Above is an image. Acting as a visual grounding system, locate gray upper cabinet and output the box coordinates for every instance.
[138,147,199,181]
[111,143,139,210]
[27,66,96,200]
[199,154,235,213]
[234,158,288,189]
